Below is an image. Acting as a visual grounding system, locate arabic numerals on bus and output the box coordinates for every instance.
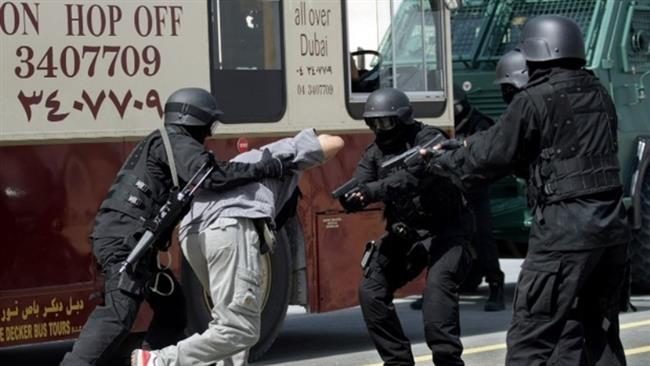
[296,84,306,95]
[296,83,333,96]
[15,45,161,78]
[307,83,333,96]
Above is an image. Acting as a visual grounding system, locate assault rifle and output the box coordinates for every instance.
[119,161,213,277]
[380,134,444,171]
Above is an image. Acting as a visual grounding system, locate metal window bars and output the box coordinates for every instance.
[451,0,606,68]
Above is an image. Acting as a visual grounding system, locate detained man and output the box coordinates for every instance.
[131,128,344,366]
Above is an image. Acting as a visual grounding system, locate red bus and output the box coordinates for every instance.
[0,0,457,360]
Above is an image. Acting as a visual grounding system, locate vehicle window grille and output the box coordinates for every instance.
[480,0,601,61]
[451,0,494,63]
[627,8,650,72]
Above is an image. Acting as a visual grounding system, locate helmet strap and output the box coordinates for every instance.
[164,102,218,125]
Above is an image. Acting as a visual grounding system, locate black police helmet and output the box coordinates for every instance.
[494,49,529,89]
[164,88,223,127]
[362,88,414,125]
[520,15,586,63]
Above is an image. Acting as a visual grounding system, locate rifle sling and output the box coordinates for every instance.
[159,127,180,189]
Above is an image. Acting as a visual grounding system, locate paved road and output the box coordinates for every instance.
[4,260,648,365]
[257,260,650,366]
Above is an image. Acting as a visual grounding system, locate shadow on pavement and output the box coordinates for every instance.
[256,283,517,365]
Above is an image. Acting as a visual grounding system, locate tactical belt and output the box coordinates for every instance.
[101,176,166,219]
[115,173,152,197]
[530,154,621,208]
[102,190,149,219]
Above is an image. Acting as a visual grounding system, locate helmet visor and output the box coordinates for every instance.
[365,116,398,132]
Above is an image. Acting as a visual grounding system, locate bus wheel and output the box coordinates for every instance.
[631,177,650,293]
[181,230,292,361]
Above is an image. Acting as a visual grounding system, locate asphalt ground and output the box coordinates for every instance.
[258,259,650,366]
[2,260,648,365]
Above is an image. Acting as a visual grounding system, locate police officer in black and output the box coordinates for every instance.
[340,88,472,366]
[61,88,291,366]
[494,49,529,105]
[452,84,505,311]
[428,16,630,365]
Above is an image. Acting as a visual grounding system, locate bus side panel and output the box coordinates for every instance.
[0,142,124,291]
[315,211,385,312]
[0,138,218,348]
[0,142,124,346]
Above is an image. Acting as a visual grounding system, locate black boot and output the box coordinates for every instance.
[484,273,505,311]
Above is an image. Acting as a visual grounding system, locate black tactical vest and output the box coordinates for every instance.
[98,129,175,222]
[525,70,621,206]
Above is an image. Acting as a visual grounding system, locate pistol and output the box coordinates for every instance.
[332,177,360,199]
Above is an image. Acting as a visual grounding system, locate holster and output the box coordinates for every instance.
[361,240,377,274]
[116,233,152,296]
[254,218,277,255]
[117,271,143,296]
[391,222,432,279]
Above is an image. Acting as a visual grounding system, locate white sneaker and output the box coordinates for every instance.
[131,349,162,366]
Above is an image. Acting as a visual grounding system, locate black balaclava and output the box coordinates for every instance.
[501,84,521,105]
[375,122,417,153]
[183,125,211,144]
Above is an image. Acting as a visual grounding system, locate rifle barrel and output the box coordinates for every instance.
[119,230,154,273]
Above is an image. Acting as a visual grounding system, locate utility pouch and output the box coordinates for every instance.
[117,270,143,296]
[117,233,147,296]
[361,240,376,271]
[254,218,277,255]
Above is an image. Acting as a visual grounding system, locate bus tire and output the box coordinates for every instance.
[631,178,650,293]
[249,228,292,361]
[181,230,292,362]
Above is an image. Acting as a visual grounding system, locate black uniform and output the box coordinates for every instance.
[61,125,269,366]
[454,109,504,288]
[438,67,630,365]
[355,121,472,366]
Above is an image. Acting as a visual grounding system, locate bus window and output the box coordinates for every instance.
[345,0,446,118]
[209,0,285,123]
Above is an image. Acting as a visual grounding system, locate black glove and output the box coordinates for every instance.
[338,184,371,213]
[404,152,429,177]
[274,152,298,175]
[382,169,420,196]
[437,138,464,150]
[428,150,455,173]
[425,151,466,190]
[256,149,296,179]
